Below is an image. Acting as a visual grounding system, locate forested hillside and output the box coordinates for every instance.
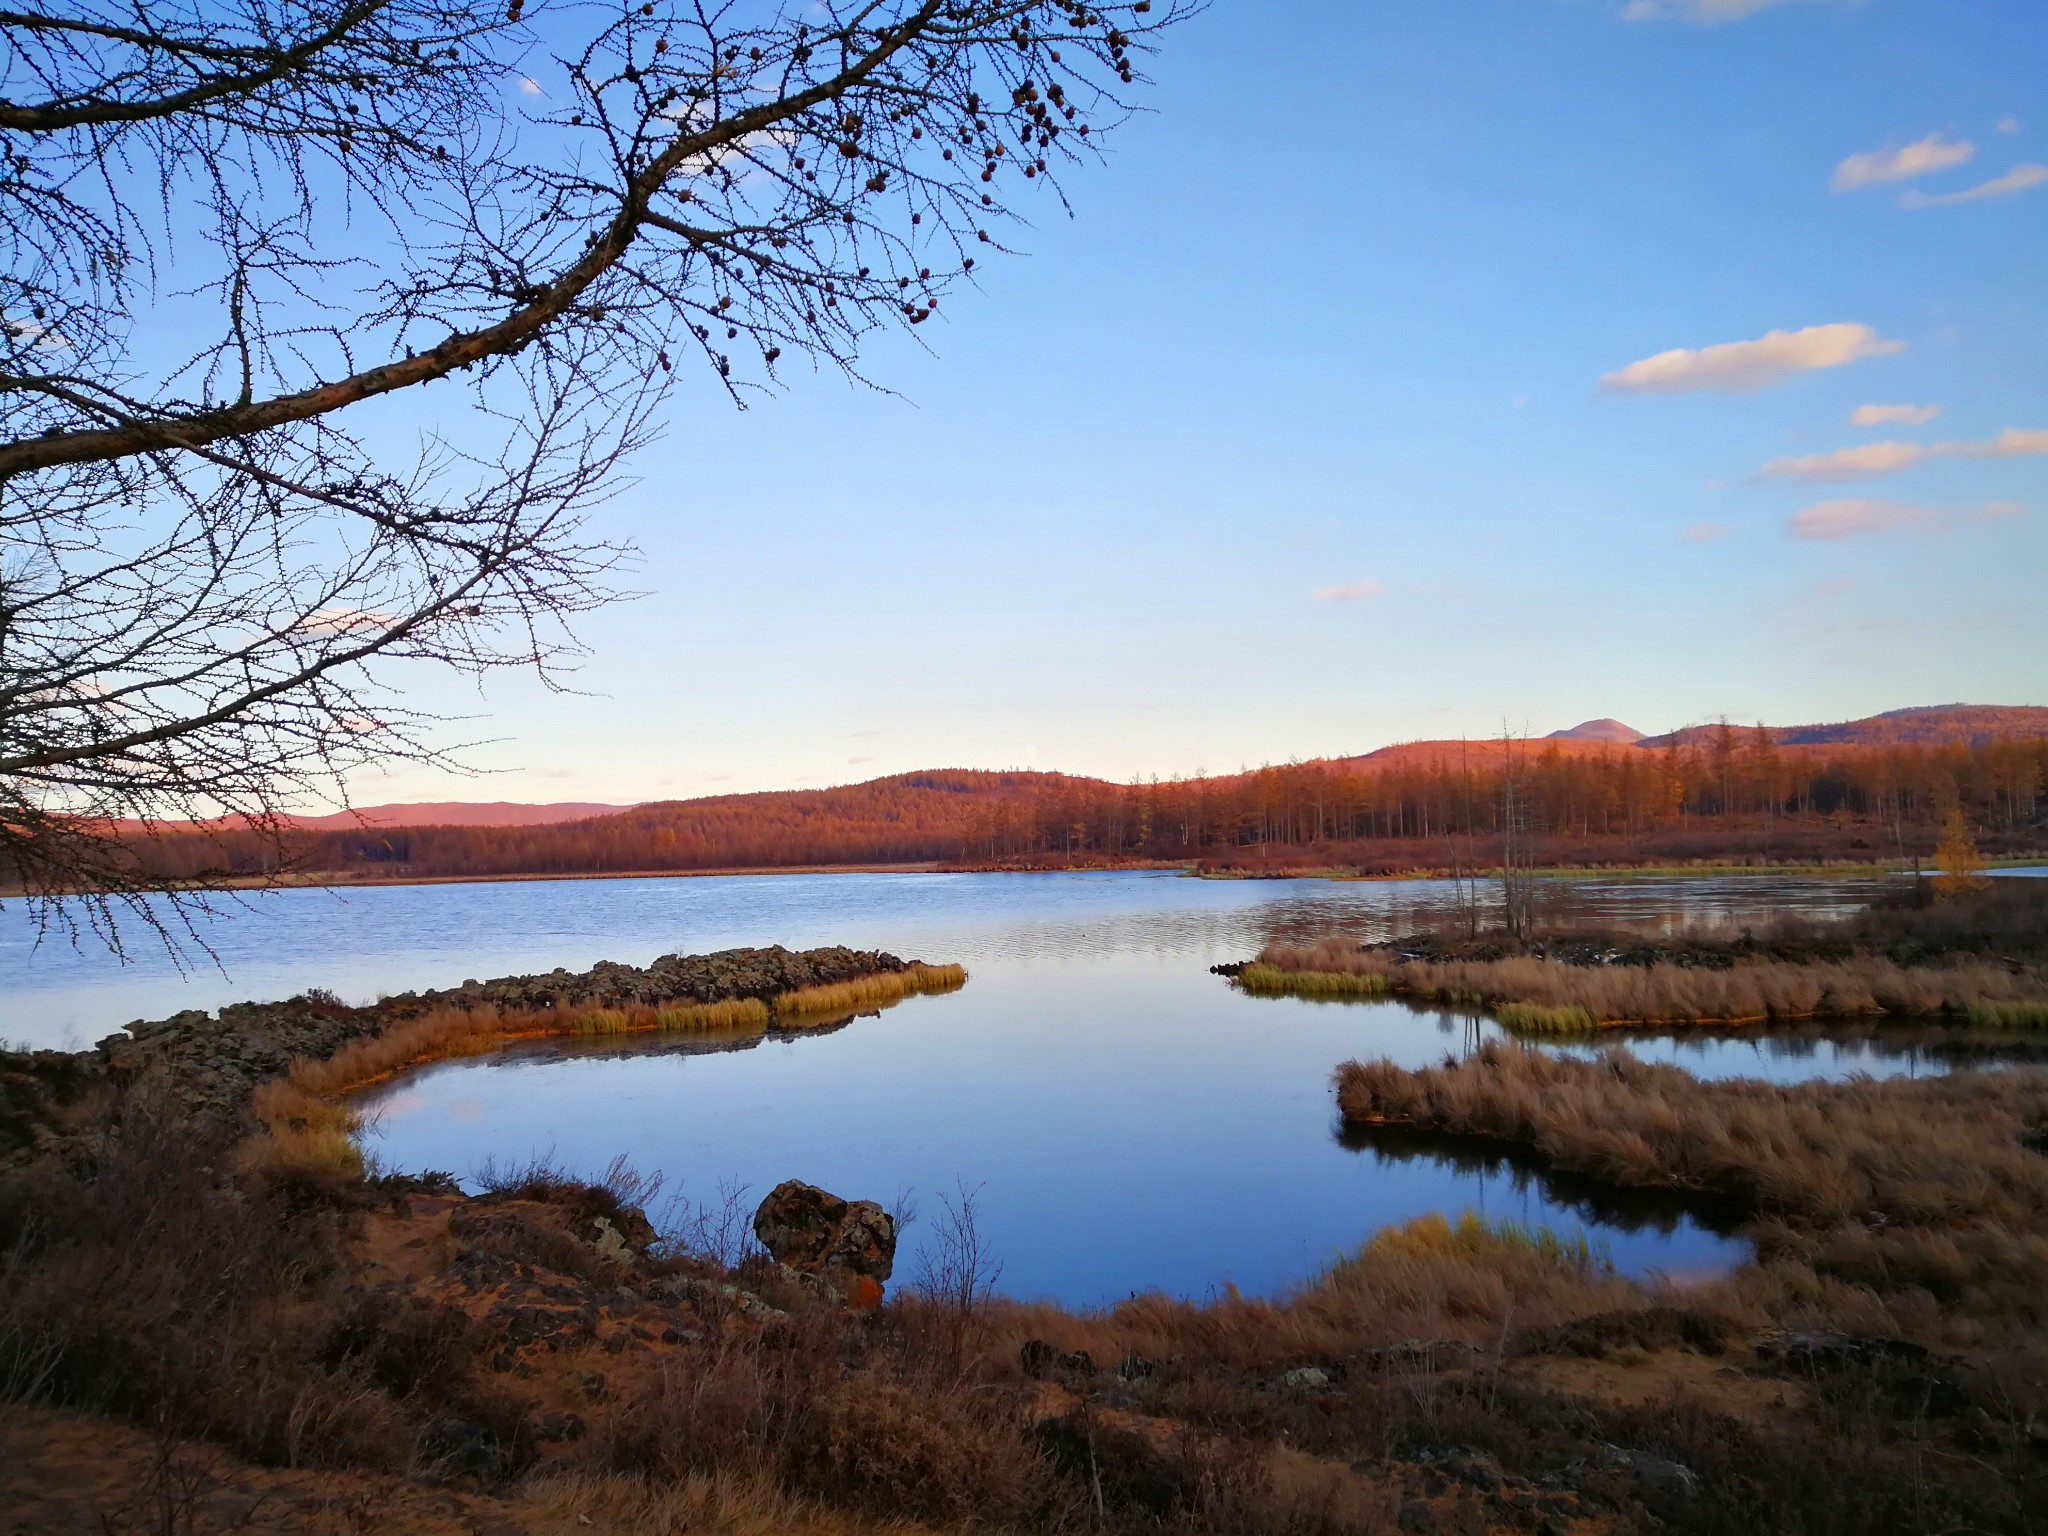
[121,722,2048,883]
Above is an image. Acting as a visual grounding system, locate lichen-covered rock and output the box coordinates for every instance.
[752,1180,896,1309]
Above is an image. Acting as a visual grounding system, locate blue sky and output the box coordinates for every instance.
[367,0,2048,807]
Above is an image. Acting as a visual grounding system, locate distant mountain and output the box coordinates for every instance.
[140,706,2046,854]
[1548,719,1645,745]
[1638,705,2048,751]
[285,801,636,829]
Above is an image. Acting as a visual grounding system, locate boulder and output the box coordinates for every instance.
[752,1180,896,1309]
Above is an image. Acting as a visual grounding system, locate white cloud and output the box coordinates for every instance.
[1789,499,2022,540]
[1758,428,2048,482]
[1620,0,1857,22]
[1761,442,1929,482]
[519,77,544,95]
[1832,133,1975,192]
[1679,521,1733,543]
[1601,323,1904,395]
[1314,578,1385,603]
[301,607,402,635]
[1813,578,1856,594]
[1900,164,2048,209]
[1851,403,1941,428]
[1997,117,2021,136]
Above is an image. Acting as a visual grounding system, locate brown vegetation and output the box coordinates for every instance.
[11,910,2048,1532]
[246,964,965,1182]
[12,1094,2046,1534]
[1338,1044,2048,1233]
[1334,1042,2048,1359]
[92,725,2048,887]
[1250,935,2046,1027]
[1244,878,2048,1029]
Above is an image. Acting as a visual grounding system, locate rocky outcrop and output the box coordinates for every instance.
[452,945,910,1014]
[0,946,922,1170]
[752,1180,897,1310]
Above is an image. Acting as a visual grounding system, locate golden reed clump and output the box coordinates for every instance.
[1335,1041,2048,1230]
[243,963,966,1178]
[1250,936,2047,1028]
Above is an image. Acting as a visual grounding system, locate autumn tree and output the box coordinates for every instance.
[0,0,1191,948]
[1933,803,1990,902]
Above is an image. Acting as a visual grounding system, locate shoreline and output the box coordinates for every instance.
[13,855,2042,901]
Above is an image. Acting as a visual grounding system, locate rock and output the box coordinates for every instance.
[1117,1352,1158,1381]
[1413,1445,1504,1491]
[1281,1365,1333,1391]
[1019,1338,1057,1377]
[8,947,928,1173]
[589,1215,634,1265]
[1600,1445,1699,1499]
[532,1410,586,1443]
[419,1414,501,1476]
[1525,1307,1729,1359]
[752,1180,896,1308]
[1353,1338,1471,1372]
[655,1275,788,1324]
[1753,1329,1929,1369]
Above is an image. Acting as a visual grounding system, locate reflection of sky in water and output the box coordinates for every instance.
[12,867,2002,1309]
[3,867,1889,1049]
[358,951,1761,1307]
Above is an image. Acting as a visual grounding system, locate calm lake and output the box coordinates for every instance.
[3,868,2014,1307]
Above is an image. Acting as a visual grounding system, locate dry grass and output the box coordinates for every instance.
[280,997,769,1101]
[985,1211,1649,1376]
[271,963,966,1104]
[519,1470,944,1536]
[242,1080,366,1182]
[1336,1045,2048,1345]
[0,1091,420,1470]
[1236,963,1389,999]
[774,963,967,1021]
[16,1064,2048,1534]
[239,963,967,1183]
[1255,935,2048,1027]
[1336,1042,2048,1230]
[1493,1002,1598,1034]
[1969,999,2048,1029]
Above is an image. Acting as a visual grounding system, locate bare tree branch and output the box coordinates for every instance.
[0,0,1195,952]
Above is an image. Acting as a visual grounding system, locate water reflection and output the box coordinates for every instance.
[1337,1123,1749,1242]
[2,867,1892,1050]
[353,942,1767,1308]
[8,868,1996,1308]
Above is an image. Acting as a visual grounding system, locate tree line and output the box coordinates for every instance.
[119,732,2048,883]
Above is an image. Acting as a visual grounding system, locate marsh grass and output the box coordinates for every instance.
[243,963,968,1174]
[1340,1210,1605,1278]
[1492,1002,1599,1035]
[1968,1000,2048,1030]
[1236,963,1389,999]
[1336,1042,2048,1231]
[1253,936,2047,1027]
[774,963,968,1020]
[277,964,966,1103]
